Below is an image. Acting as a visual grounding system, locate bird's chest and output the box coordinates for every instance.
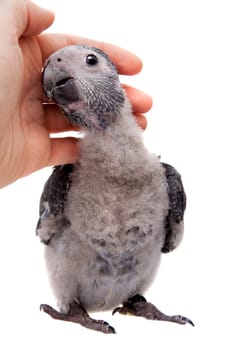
[65,166,160,251]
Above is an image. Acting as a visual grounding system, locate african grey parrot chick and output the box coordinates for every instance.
[37,45,193,334]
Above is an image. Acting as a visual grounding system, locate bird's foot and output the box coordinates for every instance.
[112,294,194,327]
[40,302,116,334]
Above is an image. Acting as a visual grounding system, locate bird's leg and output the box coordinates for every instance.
[112,294,194,326]
[40,302,116,334]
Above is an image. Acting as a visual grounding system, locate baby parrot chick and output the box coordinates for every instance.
[37,45,193,333]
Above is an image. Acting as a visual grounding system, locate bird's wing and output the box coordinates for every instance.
[161,162,186,253]
[36,164,74,244]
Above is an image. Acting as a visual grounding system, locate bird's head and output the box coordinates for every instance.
[42,45,125,129]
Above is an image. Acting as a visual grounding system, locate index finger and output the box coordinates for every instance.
[37,33,143,75]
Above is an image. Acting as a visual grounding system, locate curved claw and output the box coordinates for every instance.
[172,315,195,327]
[40,304,58,315]
[112,305,137,316]
[102,322,116,334]
[112,307,122,316]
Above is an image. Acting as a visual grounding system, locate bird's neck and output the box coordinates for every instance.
[78,104,150,178]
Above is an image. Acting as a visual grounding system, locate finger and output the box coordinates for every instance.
[135,114,148,130]
[47,137,80,167]
[23,2,55,37]
[122,85,153,114]
[1,0,54,40]
[43,104,80,133]
[37,33,142,75]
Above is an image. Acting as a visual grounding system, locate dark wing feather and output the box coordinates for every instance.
[161,162,186,253]
[36,164,74,243]
[38,164,74,217]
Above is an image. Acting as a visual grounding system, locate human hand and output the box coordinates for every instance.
[0,0,152,188]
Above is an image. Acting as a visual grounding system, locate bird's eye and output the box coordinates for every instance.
[86,54,98,66]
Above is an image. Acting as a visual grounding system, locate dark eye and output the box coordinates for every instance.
[86,54,98,66]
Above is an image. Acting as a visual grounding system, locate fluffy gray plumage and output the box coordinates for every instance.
[37,45,188,329]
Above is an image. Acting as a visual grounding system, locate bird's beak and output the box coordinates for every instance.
[42,61,79,105]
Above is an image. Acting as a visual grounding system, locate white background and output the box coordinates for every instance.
[0,0,232,348]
